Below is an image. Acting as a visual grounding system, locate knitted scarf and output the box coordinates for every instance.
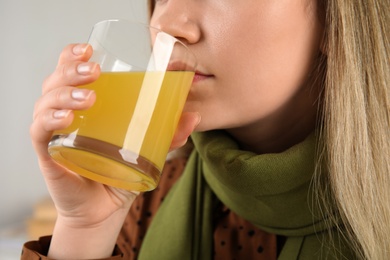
[138,131,354,259]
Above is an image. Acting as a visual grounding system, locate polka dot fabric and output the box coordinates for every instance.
[117,158,187,258]
[213,204,277,259]
[117,156,278,259]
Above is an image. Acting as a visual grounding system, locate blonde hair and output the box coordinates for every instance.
[317,0,390,258]
[148,0,390,258]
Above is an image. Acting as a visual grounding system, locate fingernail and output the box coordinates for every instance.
[193,112,201,129]
[53,110,71,119]
[72,89,94,101]
[77,62,97,75]
[73,44,88,56]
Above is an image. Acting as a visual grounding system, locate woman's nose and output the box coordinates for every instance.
[150,0,201,45]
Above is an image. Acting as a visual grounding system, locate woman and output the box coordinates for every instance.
[24,0,389,259]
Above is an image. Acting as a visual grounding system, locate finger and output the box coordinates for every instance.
[30,108,74,157]
[58,43,93,67]
[33,86,96,121]
[31,86,96,157]
[170,112,201,150]
[42,61,100,94]
[42,43,98,94]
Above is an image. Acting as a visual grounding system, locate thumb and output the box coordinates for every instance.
[170,112,201,150]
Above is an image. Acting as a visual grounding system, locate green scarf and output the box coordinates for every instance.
[138,131,355,259]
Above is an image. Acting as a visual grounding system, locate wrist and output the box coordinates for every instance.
[48,205,130,259]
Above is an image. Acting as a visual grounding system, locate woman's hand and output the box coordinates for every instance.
[29,43,199,258]
[30,43,138,258]
[31,43,138,226]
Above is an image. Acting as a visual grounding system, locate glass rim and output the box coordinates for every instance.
[90,18,198,70]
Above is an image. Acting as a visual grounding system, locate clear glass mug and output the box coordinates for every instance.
[48,19,197,191]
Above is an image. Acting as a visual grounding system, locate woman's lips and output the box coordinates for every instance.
[166,62,212,83]
[193,71,212,83]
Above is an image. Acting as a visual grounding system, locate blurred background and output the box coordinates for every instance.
[0,0,147,258]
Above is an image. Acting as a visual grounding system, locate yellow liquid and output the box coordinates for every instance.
[48,71,194,191]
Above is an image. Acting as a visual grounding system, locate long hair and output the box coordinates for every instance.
[317,0,390,258]
[148,0,390,258]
